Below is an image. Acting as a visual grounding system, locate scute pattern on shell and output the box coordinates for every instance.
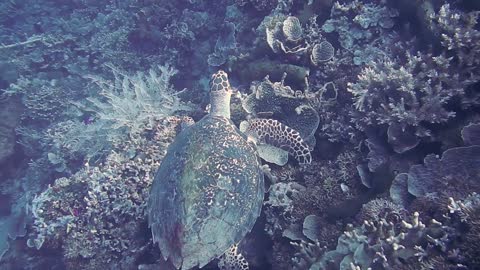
[148,115,264,270]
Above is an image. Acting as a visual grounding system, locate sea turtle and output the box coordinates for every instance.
[147,70,312,269]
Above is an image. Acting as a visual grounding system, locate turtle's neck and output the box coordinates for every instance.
[210,90,231,119]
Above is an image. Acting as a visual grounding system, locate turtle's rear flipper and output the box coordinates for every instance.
[240,119,312,164]
[218,244,249,270]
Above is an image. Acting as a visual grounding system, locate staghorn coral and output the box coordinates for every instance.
[429,4,480,85]
[27,116,187,269]
[346,3,480,135]
[291,240,326,270]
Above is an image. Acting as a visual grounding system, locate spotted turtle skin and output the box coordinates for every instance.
[147,71,264,269]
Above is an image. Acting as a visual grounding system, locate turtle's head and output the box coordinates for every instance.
[209,70,232,119]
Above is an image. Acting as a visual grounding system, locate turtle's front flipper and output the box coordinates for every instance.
[240,119,312,164]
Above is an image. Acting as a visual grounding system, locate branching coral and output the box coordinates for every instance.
[348,52,463,129]
[429,4,480,84]
[346,3,480,133]
[311,211,458,270]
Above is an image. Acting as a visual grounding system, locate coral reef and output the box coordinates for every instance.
[1,0,480,268]
[235,0,279,12]
[311,211,459,270]
[428,4,480,85]
[80,65,193,137]
[448,194,480,269]
[347,52,463,129]
[391,123,480,205]
[27,116,185,269]
[462,123,480,146]
[321,1,400,65]
[207,22,237,67]
[310,41,334,65]
[356,198,406,223]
